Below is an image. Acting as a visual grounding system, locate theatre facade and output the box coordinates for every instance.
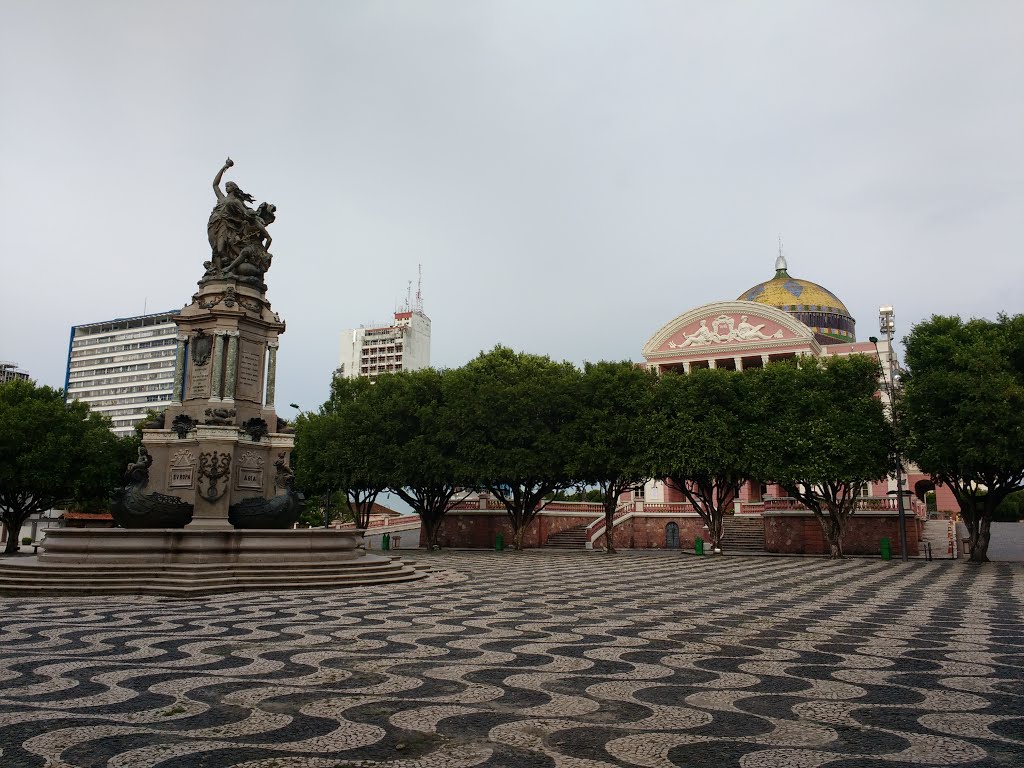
[427,255,948,556]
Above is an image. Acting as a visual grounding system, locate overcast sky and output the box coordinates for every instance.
[2,1,1021,412]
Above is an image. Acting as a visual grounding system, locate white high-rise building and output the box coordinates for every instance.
[65,311,180,436]
[338,273,431,380]
[338,308,431,380]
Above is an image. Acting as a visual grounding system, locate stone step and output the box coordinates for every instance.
[0,560,412,577]
[0,565,414,585]
[0,569,429,598]
[722,518,765,552]
[544,527,589,549]
[0,555,430,597]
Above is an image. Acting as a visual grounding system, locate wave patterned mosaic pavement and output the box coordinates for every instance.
[0,551,1021,767]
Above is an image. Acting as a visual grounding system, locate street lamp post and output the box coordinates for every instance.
[870,305,909,562]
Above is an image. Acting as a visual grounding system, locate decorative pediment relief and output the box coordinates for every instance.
[642,301,818,359]
[666,314,784,350]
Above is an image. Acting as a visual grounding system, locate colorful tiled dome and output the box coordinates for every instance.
[738,255,856,344]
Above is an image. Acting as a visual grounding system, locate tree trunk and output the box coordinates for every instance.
[708,513,724,553]
[3,531,20,555]
[968,514,991,563]
[424,516,443,549]
[2,509,28,555]
[512,522,526,551]
[817,513,845,559]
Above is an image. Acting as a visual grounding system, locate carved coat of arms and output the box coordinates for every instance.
[191,332,213,366]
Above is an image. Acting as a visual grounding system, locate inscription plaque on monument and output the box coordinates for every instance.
[168,449,197,489]
[236,342,263,402]
[237,467,264,489]
[169,466,196,488]
[188,363,212,399]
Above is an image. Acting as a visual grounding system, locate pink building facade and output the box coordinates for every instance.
[430,256,950,555]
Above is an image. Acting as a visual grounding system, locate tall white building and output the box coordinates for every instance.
[65,311,180,436]
[338,309,431,380]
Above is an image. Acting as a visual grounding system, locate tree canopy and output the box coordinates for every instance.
[371,369,472,547]
[294,376,390,528]
[450,346,580,549]
[0,380,134,554]
[901,314,1024,561]
[569,361,657,553]
[748,356,894,558]
[652,367,755,553]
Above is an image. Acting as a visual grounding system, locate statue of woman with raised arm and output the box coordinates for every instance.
[203,158,277,286]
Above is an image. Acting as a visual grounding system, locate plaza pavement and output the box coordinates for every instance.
[0,551,1021,768]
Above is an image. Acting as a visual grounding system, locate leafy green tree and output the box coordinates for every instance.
[451,346,579,550]
[294,376,389,529]
[297,490,348,528]
[901,314,1024,562]
[372,369,472,548]
[995,491,1024,523]
[651,368,753,553]
[569,361,657,553]
[0,380,132,554]
[749,356,894,559]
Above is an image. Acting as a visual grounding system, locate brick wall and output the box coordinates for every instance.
[424,511,596,548]
[764,513,921,556]
[595,515,706,550]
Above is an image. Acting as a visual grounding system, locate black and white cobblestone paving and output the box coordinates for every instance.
[0,552,1021,767]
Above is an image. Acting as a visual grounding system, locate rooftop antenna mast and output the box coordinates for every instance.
[415,264,423,313]
[405,280,412,312]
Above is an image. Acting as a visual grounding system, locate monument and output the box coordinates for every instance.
[110,157,298,531]
[0,161,427,593]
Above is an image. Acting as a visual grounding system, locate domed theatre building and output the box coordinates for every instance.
[430,254,938,556]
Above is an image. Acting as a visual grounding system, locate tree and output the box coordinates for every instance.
[294,376,389,529]
[373,369,472,548]
[651,368,753,553]
[570,361,657,553]
[749,356,894,559]
[901,314,1024,562]
[451,346,579,550]
[0,380,132,554]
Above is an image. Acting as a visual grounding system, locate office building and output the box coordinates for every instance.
[65,311,180,436]
[337,276,431,379]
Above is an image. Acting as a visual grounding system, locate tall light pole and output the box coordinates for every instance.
[870,304,909,562]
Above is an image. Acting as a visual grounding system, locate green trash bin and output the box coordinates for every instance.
[694,536,704,555]
[382,532,390,551]
[880,537,891,561]
[495,533,504,551]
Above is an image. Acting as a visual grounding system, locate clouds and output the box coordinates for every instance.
[1,1,1021,411]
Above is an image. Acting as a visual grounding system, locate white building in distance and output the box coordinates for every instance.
[0,361,30,384]
[65,310,180,436]
[338,308,431,380]
[337,271,432,380]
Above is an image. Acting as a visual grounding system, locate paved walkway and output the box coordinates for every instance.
[0,551,1022,767]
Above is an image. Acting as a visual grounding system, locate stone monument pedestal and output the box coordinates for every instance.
[37,528,368,564]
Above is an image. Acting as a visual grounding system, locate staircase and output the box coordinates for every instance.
[0,556,429,598]
[544,524,590,549]
[721,516,765,552]
[922,518,959,559]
